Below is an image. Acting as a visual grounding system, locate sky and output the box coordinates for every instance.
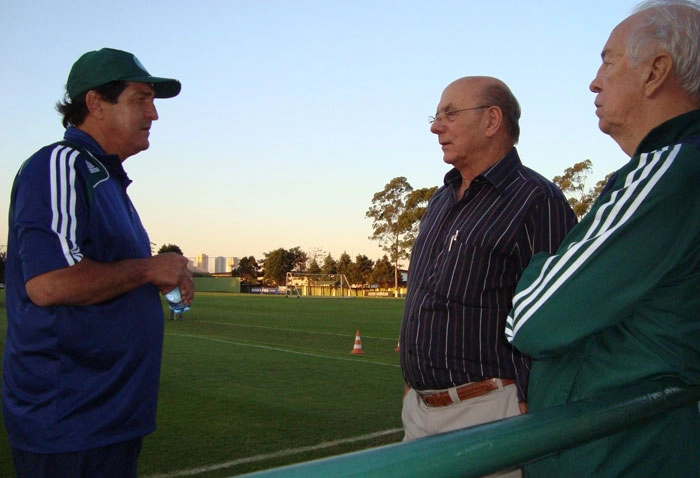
[0,0,639,264]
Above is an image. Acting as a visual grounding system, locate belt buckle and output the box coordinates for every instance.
[418,389,450,407]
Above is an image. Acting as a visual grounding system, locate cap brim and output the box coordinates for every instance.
[127,76,181,98]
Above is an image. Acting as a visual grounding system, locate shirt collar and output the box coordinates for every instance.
[64,127,131,185]
[64,126,108,156]
[444,147,522,195]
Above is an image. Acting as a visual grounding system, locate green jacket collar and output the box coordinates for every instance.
[634,109,700,156]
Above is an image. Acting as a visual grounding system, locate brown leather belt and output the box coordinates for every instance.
[419,378,515,407]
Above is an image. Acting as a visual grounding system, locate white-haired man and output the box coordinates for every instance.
[507,1,700,475]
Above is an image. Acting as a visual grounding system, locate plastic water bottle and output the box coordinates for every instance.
[165,287,190,313]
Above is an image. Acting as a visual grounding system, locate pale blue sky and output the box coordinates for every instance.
[1,1,638,263]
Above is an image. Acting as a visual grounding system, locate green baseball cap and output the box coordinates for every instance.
[66,48,181,100]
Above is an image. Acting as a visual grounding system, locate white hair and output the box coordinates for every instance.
[629,0,700,100]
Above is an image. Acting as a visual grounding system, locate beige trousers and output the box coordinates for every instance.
[402,381,522,478]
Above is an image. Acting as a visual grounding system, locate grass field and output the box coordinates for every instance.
[0,291,407,477]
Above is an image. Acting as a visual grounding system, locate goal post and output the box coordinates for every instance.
[285,272,354,297]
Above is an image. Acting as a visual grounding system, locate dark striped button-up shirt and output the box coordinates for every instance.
[400,147,576,400]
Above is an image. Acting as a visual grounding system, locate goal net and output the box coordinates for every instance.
[285,272,353,297]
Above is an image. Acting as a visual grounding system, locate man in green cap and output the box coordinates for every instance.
[3,48,192,477]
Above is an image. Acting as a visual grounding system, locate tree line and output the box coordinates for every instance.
[232,250,397,289]
[149,160,613,291]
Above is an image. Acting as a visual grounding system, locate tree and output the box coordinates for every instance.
[336,252,352,277]
[307,259,322,274]
[581,172,617,209]
[366,177,437,296]
[157,243,183,255]
[321,253,337,274]
[348,254,374,286]
[288,246,308,273]
[370,255,394,287]
[305,247,327,271]
[553,160,596,219]
[263,248,296,286]
[232,256,260,284]
[553,160,616,220]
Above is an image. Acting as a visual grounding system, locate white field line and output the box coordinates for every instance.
[194,320,398,342]
[142,428,404,477]
[165,333,400,368]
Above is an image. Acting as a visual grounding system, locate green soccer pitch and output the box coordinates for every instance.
[0,291,407,477]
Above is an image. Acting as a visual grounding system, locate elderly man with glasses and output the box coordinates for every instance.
[399,76,575,477]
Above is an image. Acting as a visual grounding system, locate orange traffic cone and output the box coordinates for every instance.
[395,340,400,352]
[350,329,364,355]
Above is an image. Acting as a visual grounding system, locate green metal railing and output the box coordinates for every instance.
[241,378,700,477]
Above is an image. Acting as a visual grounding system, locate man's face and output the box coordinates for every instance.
[101,82,159,161]
[430,80,488,169]
[589,17,645,145]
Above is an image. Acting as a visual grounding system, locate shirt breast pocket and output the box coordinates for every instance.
[436,237,519,305]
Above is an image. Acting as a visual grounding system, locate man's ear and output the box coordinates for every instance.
[85,90,104,119]
[644,53,673,97]
[484,106,503,138]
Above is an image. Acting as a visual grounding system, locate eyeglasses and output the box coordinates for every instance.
[429,105,490,124]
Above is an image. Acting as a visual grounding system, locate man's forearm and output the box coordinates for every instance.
[25,257,152,307]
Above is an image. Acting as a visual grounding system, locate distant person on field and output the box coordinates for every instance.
[3,48,192,477]
[506,1,700,475]
[399,76,576,477]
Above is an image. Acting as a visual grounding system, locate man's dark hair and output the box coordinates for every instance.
[56,81,129,128]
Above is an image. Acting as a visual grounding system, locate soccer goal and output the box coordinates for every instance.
[285,272,354,297]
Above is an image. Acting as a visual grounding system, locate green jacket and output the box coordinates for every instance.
[506,110,700,477]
